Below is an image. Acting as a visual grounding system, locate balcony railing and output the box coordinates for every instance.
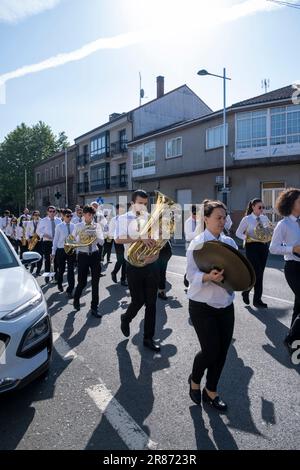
[77,182,89,193]
[90,180,110,192]
[77,154,89,167]
[110,175,128,188]
[110,141,128,156]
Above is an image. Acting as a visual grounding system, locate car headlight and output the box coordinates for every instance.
[18,316,51,355]
[2,293,44,320]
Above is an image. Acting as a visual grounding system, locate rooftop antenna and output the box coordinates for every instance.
[139,72,144,106]
[261,78,270,93]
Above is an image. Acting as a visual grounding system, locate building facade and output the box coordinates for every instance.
[129,85,300,230]
[74,76,211,206]
[34,145,77,213]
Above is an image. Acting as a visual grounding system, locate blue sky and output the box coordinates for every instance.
[0,0,299,143]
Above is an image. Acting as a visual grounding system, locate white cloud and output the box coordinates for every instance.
[0,0,60,23]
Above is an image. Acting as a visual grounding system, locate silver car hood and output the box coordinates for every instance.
[0,267,41,319]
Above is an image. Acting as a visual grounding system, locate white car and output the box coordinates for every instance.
[0,229,52,393]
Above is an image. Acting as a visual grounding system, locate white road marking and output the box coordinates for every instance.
[52,332,158,450]
[87,384,158,451]
[167,271,294,305]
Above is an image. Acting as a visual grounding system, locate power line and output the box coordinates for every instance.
[267,0,300,9]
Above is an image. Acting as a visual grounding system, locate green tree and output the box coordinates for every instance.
[0,122,69,213]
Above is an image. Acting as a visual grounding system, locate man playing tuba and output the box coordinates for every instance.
[115,190,173,352]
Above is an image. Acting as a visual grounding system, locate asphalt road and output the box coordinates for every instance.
[0,247,299,450]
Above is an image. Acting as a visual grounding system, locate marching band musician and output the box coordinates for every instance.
[110,204,127,286]
[26,210,43,276]
[51,208,75,297]
[270,188,300,356]
[0,210,11,234]
[236,198,270,308]
[186,200,238,412]
[72,205,83,224]
[37,206,61,283]
[17,215,29,259]
[6,216,19,253]
[72,205,104,317]
[115,190,161,352]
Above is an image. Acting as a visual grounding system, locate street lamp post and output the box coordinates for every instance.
[197,68,231,204]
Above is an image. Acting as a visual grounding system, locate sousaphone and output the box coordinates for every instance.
[193,241,256,293]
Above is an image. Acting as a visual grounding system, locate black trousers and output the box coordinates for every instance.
[43,241,58,276]
[112,242,126,281]
[158,242,172,290]
[284,261,300,343]
[29,240,43,274]
[244,242,269,302]
[124,261,159,340]
[102,240,113,262]
[74,251,101,309]
[56,248,75,292]
[189,299,234,392]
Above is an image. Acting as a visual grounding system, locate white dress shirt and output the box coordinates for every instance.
[269,215,300,262]
[108,216,117,240]
[6,224,18,240]
[115,210,149,263]
[73,221,104,254]
[72,214,83,224]
[26,220,41,240]
[37,216,61,241]
[236,213,271,241]
[0,217,11,234]
[186,229,238,308]
[52,222,75,255]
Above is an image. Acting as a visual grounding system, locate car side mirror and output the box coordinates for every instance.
[21,252,42,265]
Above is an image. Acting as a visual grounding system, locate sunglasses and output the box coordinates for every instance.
[65,214,72,218]
[48,210,56,213]
[257,205,265,209]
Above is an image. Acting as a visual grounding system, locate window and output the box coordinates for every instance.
[119,129,127,151]
[62,162,65,177]
[45,168,49,182]
[262,182,285,224]
[133,145,143,170]
[206,125,228,150]
[133,142,156,170]
[236,111,267,149]
[50,167,54,180]
[271,105,300,145]
[166,137,182,158]
[36,172,40,184]
[0,234,19,269]
[90,132,109,160]
[90,163,110,191]
[55,165,59,178]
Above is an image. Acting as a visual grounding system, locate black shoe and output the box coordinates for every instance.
[253,300,268,308]
[36,271,41,277]
[107,260,112,264]
[202,388,227,412]
[121,280,128,287]
[100,273,106,277]
[120,314,130,337]
[158,291,168,300]
[73,300,80,311]
[91,307,102,318]
[58,285,64,292]
[111,272,117,283]
[188,375,201,405]
[242,291,250,305]
[66,291,73,299]
[45,277,49,284]
[143,338,161,352]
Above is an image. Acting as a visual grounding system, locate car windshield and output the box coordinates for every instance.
[0,233,19,269]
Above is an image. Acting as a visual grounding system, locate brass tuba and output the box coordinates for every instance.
[28,233,40,251]
[127,191,175,267]
[64,224,97,255]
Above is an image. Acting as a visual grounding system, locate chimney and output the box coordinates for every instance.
[156,76,164,99]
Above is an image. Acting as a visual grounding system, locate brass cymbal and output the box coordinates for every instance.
[193,240,256,292]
